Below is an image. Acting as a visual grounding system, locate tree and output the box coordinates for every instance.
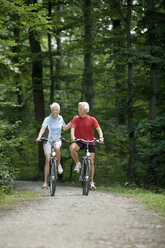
[83,0,94,110]
[47,0,55,103]
[113,0,135,183]
[28,0,45,177]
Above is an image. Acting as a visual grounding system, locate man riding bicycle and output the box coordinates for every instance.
[69,102,104,190]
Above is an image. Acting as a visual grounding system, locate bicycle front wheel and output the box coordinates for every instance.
[49,159,57,196]
[82,158,91,196]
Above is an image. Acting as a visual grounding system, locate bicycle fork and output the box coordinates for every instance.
[79,156,91,182]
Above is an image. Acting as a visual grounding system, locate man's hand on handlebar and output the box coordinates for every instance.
[71,136,76,142]
[99,137,104,144]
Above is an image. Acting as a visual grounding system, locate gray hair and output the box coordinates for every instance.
[78,102,89,113]
[50,102,60,111]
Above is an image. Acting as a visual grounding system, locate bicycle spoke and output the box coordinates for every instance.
[82,159,91,196]
[49,159,56,196]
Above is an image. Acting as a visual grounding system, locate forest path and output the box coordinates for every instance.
[0,181,165,248]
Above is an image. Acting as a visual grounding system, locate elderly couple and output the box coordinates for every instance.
[36,102,104,191]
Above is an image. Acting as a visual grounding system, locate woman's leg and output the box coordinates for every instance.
[54,140,62,166]
[44,154,50,184]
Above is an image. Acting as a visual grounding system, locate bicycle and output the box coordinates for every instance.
[41,137,69,196]
[75,138,101,196]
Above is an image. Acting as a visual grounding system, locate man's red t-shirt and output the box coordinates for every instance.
[71,115,100,145]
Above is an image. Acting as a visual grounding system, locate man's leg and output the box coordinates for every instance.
[90,153,95,183]
[69,143,80,163]
[69,143,81,172]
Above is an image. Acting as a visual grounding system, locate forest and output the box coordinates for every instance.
[0,0,165,193]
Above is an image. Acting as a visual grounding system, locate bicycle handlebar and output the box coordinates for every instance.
[75,138,101,144]
[41,137,70,143]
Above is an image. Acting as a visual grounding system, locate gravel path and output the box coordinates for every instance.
[0,181,165,248]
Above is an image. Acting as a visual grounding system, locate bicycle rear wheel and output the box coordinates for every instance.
[49,159,57,196]
[82,159,91,196]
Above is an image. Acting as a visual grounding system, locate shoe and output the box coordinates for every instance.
[58,164,63,174]
[90,182,96,191]
[42,182,48,189]
[74,162,81,173]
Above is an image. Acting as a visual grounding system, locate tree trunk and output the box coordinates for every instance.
[55,34,62,91]
[13,24,23,119]
[146,0,158,186]
[126,0,135,183]
[29,29,45,178]
[83,0,94,110]
[112,19,126,125]
[48,0,55,104]
[150,64,157,122]
[55,3,62,91]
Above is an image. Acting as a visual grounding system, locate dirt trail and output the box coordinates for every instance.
[0,181,165,248]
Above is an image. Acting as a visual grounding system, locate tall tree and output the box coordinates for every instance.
[83,0,94,109]
[126,0,134,183]
[55,2,62,91]
[112,19,126,125]
[115,0,135,183]
[146,0,158,186]
[48,0,55,103]
[28,0,45,177]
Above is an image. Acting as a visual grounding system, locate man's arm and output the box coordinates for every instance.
[96,127,104,144]
[71,127,76,142]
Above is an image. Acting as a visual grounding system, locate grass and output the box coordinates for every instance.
[98,185,165,218]
[0,190,37,208]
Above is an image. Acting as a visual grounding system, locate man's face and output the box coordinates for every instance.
[78,104,87,117]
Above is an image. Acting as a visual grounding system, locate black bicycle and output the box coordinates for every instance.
[41,137,69,196]
[76,138,101,196]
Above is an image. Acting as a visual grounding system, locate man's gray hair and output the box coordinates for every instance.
[50,102,60,111]
[79,102,89,113]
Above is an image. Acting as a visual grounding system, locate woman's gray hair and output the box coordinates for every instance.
[79,102,89,113]
[50,102,60,111]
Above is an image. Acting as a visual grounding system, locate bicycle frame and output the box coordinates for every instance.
[41,138,59,196]
[76,138,100,196]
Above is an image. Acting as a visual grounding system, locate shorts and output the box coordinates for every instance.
[43,140,62,155]
[76,141,95,153]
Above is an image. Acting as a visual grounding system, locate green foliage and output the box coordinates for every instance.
[0,0,165,190]
[0,165,19,195]
[0,119,22,194]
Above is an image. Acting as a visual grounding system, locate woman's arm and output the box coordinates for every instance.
[36,126,46,142]
[63,122,71,131]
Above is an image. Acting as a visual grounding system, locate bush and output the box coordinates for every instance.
[0,165,19,195]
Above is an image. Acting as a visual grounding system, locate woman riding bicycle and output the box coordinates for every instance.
[69,102,104,190]
[36,102,71,189]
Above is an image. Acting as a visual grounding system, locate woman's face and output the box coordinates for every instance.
[51,106,59,117]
